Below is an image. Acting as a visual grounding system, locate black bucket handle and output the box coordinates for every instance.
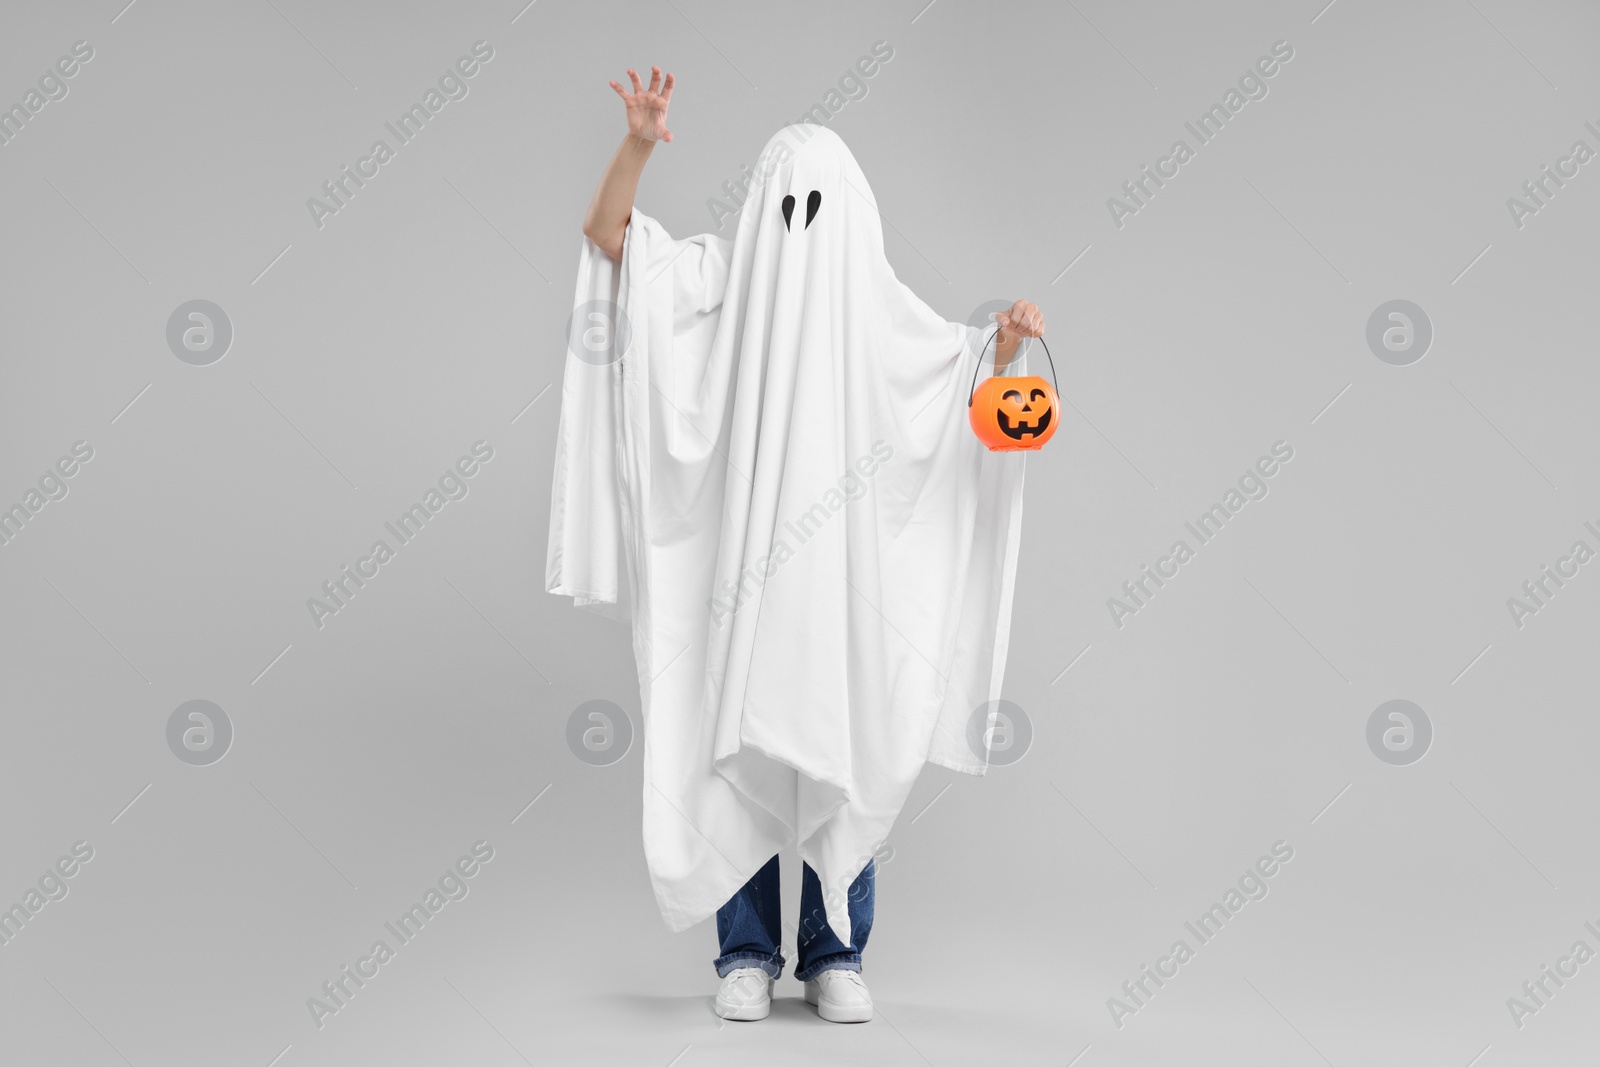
[968,326,1060,408]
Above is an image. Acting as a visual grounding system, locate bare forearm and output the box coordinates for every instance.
[994,329,1020,371]
[583,132,656,261]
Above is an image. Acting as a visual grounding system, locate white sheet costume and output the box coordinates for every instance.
[546,124,1027,941]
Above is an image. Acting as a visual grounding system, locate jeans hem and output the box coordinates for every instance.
[795,954,862,982]
[715,952,785,980]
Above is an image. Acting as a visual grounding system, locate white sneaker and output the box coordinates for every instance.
[803,968,872,1023]
[715,966,773,1021]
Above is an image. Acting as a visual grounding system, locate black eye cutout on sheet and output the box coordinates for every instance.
[781,190,822,232]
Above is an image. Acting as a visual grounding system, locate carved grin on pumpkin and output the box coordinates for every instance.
[997,388,1053,440]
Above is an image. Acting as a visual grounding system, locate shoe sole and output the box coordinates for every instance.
[716,999,771,1021]
[804,988,872,1023]
[816,1001,872,1023]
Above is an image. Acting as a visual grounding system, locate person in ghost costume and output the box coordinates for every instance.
[547,67,1043,1023]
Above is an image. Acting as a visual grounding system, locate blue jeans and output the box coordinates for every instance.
[713,855,874,982]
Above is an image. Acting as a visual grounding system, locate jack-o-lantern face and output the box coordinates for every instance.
[969,375,1060,451]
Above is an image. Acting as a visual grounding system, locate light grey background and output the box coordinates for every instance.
[2,0,1596,1064]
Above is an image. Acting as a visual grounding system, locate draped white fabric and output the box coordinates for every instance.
[547,124,1027,941]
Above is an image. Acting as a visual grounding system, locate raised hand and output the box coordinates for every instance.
[609,66,675,143]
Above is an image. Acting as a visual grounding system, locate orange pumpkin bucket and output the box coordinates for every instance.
[967,329,1061,452]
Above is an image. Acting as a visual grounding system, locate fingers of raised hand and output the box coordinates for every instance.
[616,67,673,110]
